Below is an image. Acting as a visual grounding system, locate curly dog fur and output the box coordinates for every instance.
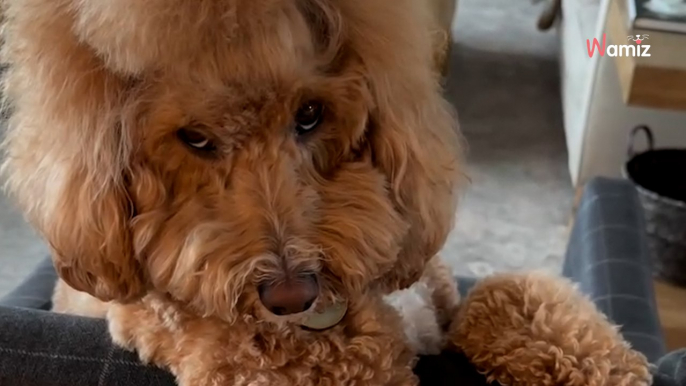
[449,273,652,385]
[1,0,651,384]
[1,0,461,384]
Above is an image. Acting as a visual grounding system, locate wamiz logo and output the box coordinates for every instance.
[586,33,651,58]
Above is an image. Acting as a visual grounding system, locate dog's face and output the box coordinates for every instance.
[2,0,461,323]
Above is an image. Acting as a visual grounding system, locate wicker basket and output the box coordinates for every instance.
[624,125,686,287]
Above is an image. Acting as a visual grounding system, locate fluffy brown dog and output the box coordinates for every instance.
[1,0,652,385]
[1,0,461,384]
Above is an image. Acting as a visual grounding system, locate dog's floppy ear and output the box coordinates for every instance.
[1,0,145,302]
[46,168,144,303]
[369,88,462,290]
[344,0,463,290]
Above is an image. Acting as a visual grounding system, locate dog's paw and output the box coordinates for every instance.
[449,272,652,386]
[385,281,445,355]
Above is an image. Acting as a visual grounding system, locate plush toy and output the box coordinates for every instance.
[388,260,652,385]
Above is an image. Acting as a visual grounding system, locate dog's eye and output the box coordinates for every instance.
[295,101,324,134]
[177,128,216,151]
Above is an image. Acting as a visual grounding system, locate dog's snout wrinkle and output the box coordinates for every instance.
[258,274,318,316]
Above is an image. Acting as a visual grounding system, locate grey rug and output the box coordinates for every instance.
[440,0,573,278]
[0,0,572,296]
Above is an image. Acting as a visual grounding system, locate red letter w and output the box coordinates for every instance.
[586,34,606,57]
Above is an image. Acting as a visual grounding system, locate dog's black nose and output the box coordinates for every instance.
[258,274,318,316]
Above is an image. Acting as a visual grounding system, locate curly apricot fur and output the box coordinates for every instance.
[448,273,652,386]
[2,0,460,384]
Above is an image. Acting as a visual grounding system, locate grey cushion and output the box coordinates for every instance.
[0,305,175,386]
[563,177,667,363]
[655,349,686,386]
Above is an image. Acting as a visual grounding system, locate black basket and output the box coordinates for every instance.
[624,125,686,287]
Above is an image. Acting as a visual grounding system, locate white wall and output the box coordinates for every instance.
[560,0,605,186]
[561,0,686,187]
[579,54,686,186]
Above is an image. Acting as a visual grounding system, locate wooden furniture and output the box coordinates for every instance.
[608,0,686,111]
[654,279,686,351]
[559,0,686,188]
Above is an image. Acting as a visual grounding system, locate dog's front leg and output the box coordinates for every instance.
[446,272,651,385]
[107,300,254,386]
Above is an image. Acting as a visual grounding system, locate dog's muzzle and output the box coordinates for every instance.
[258,274,319,316]
[258,273,348,330]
